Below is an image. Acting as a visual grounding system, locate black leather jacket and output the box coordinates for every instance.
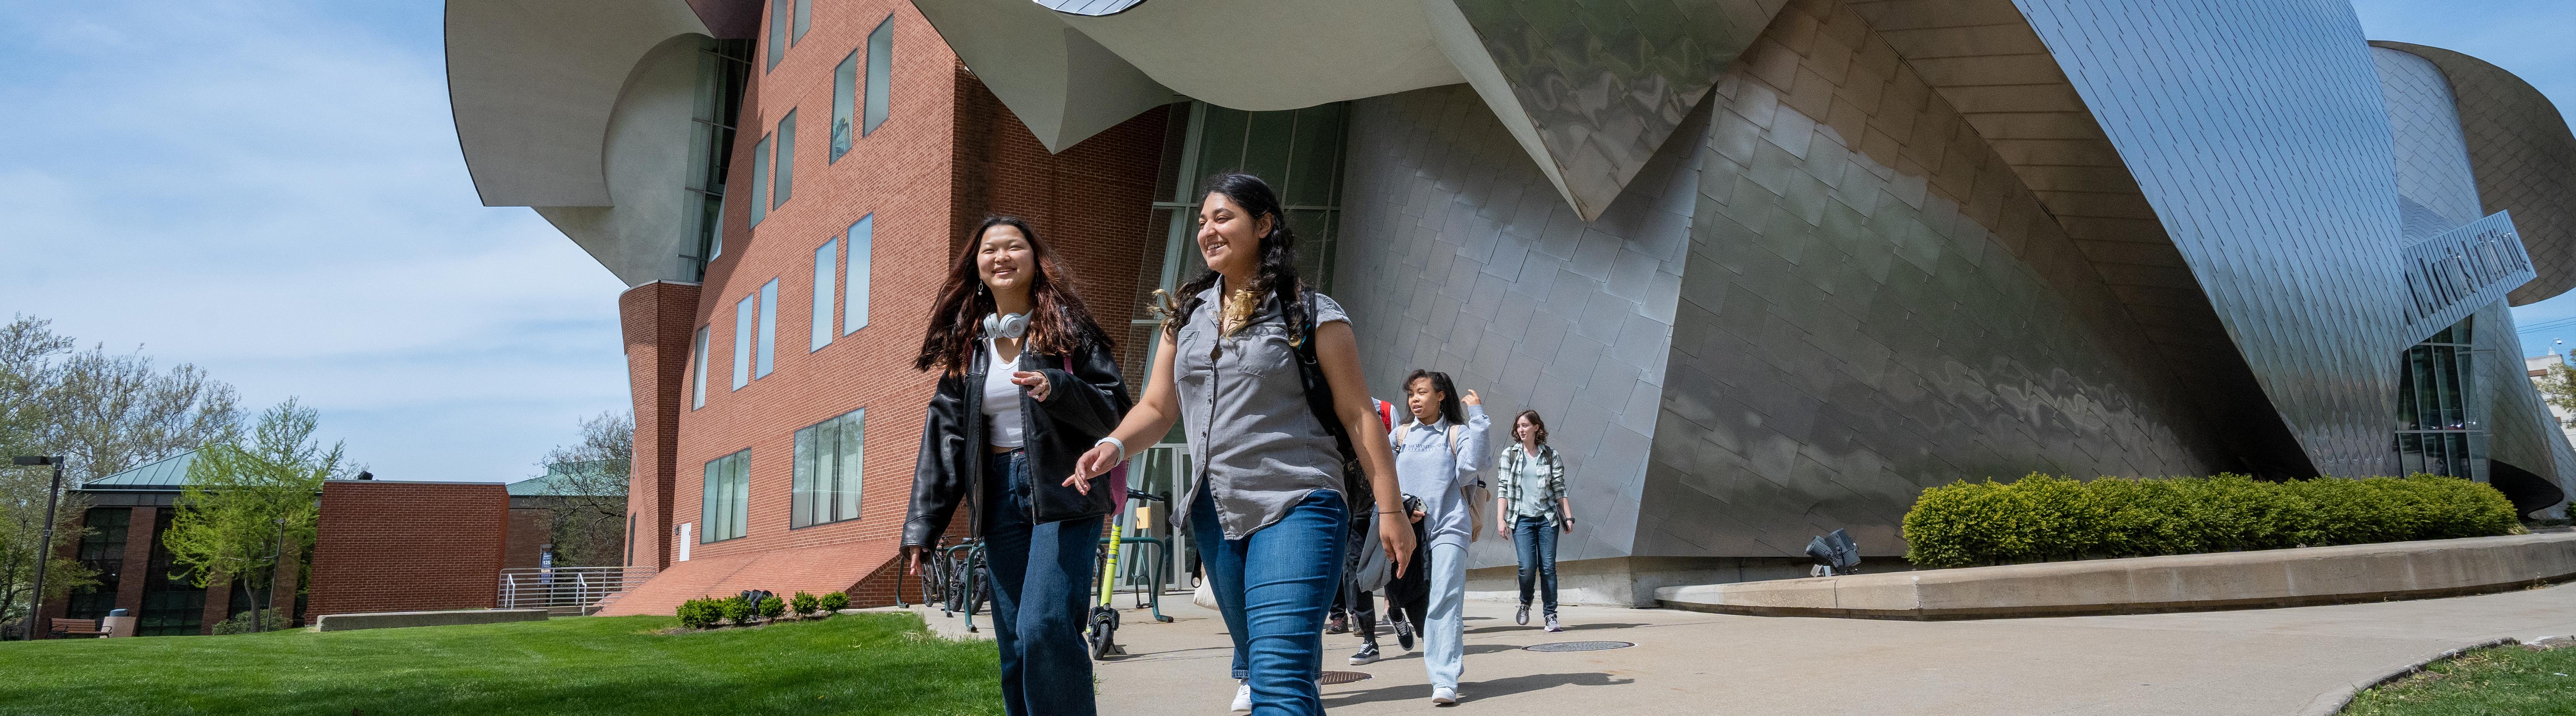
[903,335,1132,548]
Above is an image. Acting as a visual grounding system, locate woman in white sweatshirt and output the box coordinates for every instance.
[1388,369,1488,705]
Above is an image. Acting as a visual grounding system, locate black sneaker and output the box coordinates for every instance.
[1349,643,1381,665]
[1326,615,1348,634]
[1394,618,1415,651]
[1515,604,1529,626]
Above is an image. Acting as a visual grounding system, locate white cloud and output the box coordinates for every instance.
[0,1,628,482]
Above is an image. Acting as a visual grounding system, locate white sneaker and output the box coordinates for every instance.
[1232,682,1252,712]
[1431,685,1459,705]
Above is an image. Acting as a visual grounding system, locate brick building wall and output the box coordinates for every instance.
[503,507,552,569]
[307,481,509,617]
[623,280,699,571]
[612,0,1171,613]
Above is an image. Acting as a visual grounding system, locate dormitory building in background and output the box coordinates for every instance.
[443,0,2576,610]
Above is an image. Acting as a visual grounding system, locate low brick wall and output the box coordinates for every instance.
[1657,532,2576,619]
[312,609,546,632]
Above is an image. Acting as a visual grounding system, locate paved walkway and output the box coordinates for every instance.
[1085,583,2576,715]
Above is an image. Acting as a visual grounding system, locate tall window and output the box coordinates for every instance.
[772,110,796,209]
[831,50,857,161]
[845,214,874,335]
[792,408,865,528]
[690,326,710,408]
[765,0,789,71]
[863,16,893,136]
[701,450,750,543]
[748,133,771,227]
[792,0,811,42]
[757,278,780,378]
[685,39,750,280]
[67,507,128,620]
[812,238,838,351]
[2396,317,2486,480]
[732,294,755,390]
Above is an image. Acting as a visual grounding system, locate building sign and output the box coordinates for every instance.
[2401,211,2534,343]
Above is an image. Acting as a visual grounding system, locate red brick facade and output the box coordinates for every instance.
[621,280,700,571]
[612,0,1171,614]
[307,481,509,618]
[503,508,552,569]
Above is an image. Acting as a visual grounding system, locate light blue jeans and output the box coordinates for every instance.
[1425,542,1468,691]
[1195,488,1347,716]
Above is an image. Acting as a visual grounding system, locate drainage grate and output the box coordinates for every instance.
[1318,671,1373,685]
[1524,641,1634,652]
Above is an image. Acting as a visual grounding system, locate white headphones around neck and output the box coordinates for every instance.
[983,312,1029,339]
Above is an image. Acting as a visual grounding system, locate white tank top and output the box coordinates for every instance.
[981,338,1026,448]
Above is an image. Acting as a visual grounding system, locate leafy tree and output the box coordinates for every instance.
[164,398,346,633]
[534,411,630,566]
[2535,361,2576,427]
[2,315,231,636]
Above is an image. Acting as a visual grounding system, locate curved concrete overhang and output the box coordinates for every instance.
[2371,41,2576,306]
[918,0,1786,221]
[446,0,711,208]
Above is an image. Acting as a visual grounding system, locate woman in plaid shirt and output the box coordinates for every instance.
[1494,410,1572,631]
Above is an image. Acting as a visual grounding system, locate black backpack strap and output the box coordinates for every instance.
[1291,290,1368,507]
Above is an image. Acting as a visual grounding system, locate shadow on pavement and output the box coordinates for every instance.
[1321,671,1635,708]
[1463,622,1646,635]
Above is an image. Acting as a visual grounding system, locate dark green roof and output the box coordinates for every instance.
[507,461,623,497]
[82,450,201,490]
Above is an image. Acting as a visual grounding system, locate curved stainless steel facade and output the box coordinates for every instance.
[2372,40,2576,306]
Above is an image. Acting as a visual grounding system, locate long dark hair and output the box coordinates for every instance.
[1404,370,1465,426]
[1155,172,1308,342]
[914,215,1112,374]
[1514,409,1549,446]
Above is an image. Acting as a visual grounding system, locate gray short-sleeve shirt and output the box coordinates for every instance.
[1173,283,1350,540]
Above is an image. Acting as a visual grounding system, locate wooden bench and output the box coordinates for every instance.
[49,618,108,638]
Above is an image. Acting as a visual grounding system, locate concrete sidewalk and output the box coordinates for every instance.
[1091,583,2576,715]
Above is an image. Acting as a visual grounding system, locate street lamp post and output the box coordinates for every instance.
[13,456,66,641]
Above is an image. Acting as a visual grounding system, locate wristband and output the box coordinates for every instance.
[1094,436,1127,459]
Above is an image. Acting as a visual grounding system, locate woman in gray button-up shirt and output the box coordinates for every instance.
[1071,173,1413,716]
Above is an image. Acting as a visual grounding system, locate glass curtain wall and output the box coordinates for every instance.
[65,507,128,620]
[2395,318,2490,481]
[139,510,205,635]
[685,39,753,280]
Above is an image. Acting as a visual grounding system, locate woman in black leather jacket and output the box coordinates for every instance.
[904,215,1130,716]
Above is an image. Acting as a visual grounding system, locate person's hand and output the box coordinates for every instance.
[1011,370,1052,401]
[1379,518,1416,578]
[1500,523,1512,540]
[1409,508,1426,524]
[1561,520,1573,535]
[1065,441,1121,493]
[904,546,924,576]
[1460,389,1481,407]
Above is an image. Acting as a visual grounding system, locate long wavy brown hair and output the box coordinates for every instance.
[914,216,1112,375]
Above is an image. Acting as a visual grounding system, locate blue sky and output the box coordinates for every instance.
[0,1,2571,483]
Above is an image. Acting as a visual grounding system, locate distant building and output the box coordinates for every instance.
[2525,354,2576,448]
[448,0,2576,607]
[503,461,630,570]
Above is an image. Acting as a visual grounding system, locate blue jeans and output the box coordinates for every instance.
[983,450,1102,716]
[1512,514,1559,614]
[1194,487,1347,716]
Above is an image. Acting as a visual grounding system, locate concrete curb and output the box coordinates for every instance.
[1658,533,2576,620]
[2292,635,2576,716]
[310,609,547,632]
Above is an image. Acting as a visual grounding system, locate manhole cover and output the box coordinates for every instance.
[1524,641,1634,652]
[1319,671,1373,684]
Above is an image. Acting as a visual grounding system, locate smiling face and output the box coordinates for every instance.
[1405,376,1445,423]
[1515,414,1538,443]
[976,224,1036,295]
[1196,192,1271,281]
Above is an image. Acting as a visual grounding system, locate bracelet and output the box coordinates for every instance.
[1377,508,1406,514]
[1094,436,1127,459]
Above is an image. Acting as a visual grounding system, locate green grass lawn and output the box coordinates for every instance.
[2342,641,2576,716]
[0,613,1001,716]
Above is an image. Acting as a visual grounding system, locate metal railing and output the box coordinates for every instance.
[498,566,658,612]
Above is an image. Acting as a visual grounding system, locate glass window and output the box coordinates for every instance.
[792,408,866,528]
[831,50,857,161]
[864,15,893,136]
[757,278,780,378]
[748,133,771,227]
[812,238,838,351]
[792,0,811,42]
[686,38,750,280]
[772,111,796,210]
[732,294,755,390]
[690,326,710,408]
[845,214,873,335]
[765,0,788,71]
[701,450,750,543]
[67,507,129,620]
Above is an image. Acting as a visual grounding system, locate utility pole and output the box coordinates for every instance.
[14,456,65,641]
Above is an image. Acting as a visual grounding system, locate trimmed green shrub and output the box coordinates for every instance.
[1901,473,2521,569]
[209,608,293,635]
[756,595,786,620]
[676,597,721,629]
[819,591,849,612]
[790,591,819,616]
[716,595,752,625]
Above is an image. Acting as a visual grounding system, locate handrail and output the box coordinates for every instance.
[496,566,658,611]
